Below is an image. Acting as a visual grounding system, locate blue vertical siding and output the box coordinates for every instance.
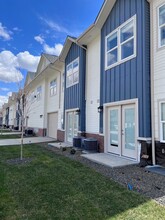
[64,43,86,132]
[100,0,151,138]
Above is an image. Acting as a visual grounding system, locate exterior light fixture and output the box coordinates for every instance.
[40,114,43,118]
[75,109,80,115]
[97,105,103,113]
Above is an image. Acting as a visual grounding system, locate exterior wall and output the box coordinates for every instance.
[151,0,165,140]
[57,129,65,142]
[44,70,60,130]
[64,43,86,132]
[58,72,64,131]
[8,103,16,127]
[26,79,45,132]
[100,0,151,138]
[86,34,100,134]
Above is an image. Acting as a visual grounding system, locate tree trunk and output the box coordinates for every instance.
[20,118,24,160]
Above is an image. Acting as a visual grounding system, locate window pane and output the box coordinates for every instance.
[124,108,135,150]
[159,4,165,26]
[107,49,118,66]
[121,39,134,60]
[163,123,165,140]
[73,71,79,83]
[107,32,117,51]
[110,109,118,146]
[67,64,72,75]
[160,26,165,46]
[161,103,165,121]
[121,20,134,43]
[73,60,79,73]
[67,75,73,87]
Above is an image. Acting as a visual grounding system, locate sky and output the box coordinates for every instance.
[0,0,103,108]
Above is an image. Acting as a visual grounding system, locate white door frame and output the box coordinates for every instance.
[65,108,79,143]
[47,111,58,138]
[104,99,139,161]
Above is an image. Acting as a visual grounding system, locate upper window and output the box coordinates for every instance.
[36,86,42,101]
[50,79,57,96]
[66,58,79,88]
[158,4,165,47]
[160,102,165,142]
[31,91,35,102]
[105,15,136,70]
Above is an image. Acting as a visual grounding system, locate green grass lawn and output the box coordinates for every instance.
[0,134,21,139]
[0,145,165,220]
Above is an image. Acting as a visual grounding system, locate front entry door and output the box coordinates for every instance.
[66,111,78,143]
[108,104,137,160]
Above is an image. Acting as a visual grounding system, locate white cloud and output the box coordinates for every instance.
[13,27,21,32]
[17,51,40,72]
[0,50,40,83]
[43,43,63,55]
[0,22,12,40]
[7,91,12,97]
[39,17,69,34]
[0,88,9,91]
[0,92,13,108]
[39,16,82,37]
[34,35,45,44]
[34,34,63,56]
[0,95,8,108]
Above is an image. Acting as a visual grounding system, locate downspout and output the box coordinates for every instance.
[150,2,156,165]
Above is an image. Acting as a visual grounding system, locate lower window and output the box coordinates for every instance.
[160,102,165,141]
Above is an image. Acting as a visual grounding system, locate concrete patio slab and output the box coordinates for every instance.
[145,165,165,176]
[0,137,55,146]
[82,153,138,168]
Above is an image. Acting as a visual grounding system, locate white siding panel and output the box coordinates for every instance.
[152,0,165,139]
[26,80,45,129]
[86,35,100,133]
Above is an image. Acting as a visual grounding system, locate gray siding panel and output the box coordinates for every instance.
[100,0,151,137]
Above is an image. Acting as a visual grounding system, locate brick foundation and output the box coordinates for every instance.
[57,129,65,142]
[26,127,46,137]
[37,128,47,137]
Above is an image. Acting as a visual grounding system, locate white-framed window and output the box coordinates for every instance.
[105,15,136,70]
[36,86,42,101]
[66,57,79,88]
[50,79,57,96]
[160,102,165,142]
[158,3,165,48]
[31,91,35,102]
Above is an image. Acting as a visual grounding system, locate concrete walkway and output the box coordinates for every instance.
[0,132,22,135]
[0,137,55,146]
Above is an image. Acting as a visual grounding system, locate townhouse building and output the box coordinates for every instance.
[149,0,165,166]
[57,0,151,163]
[24,53,64,138]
